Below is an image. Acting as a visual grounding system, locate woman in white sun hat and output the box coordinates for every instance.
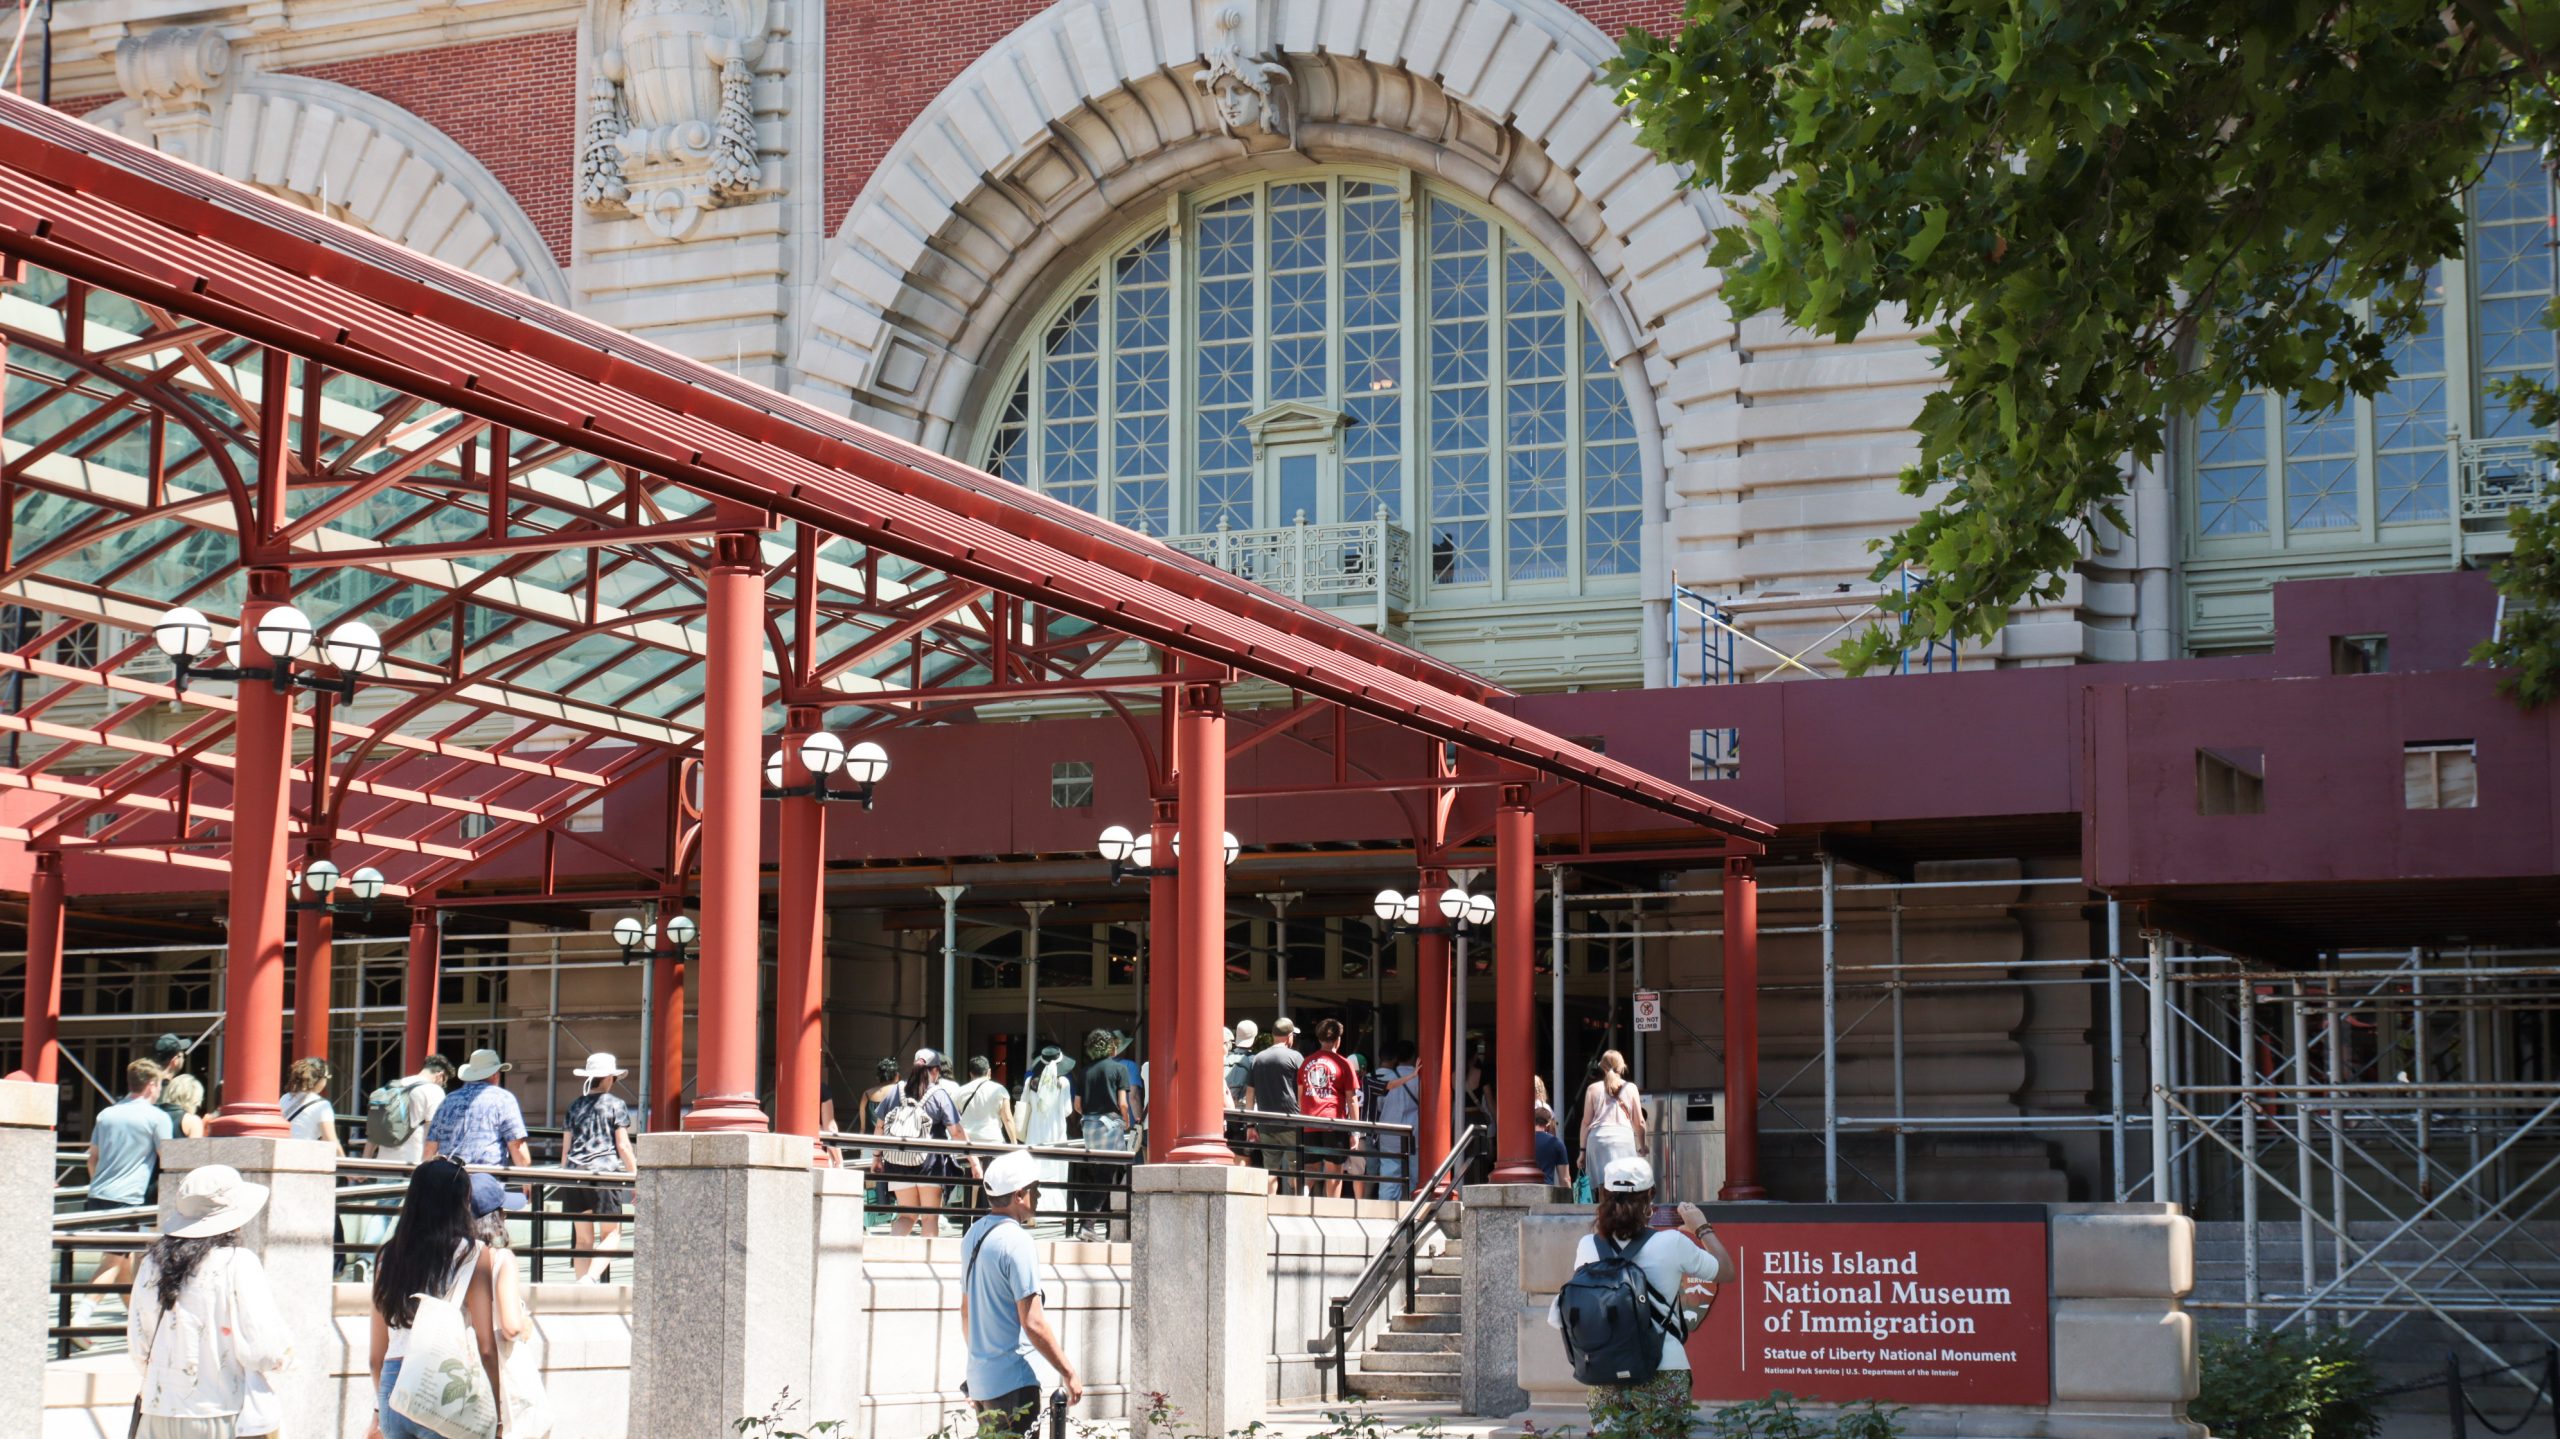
[128,1163,294,1437]
[560,1051,637,1283]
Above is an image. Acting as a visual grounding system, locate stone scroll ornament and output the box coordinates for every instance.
[1194,3,1294,145]
[581,0,768,239]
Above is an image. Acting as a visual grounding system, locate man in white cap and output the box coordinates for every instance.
[561,1052,637,1282]
[961,1148,1082,1434]
[422,1047,531,1170]
[1225,1019,1258,1104]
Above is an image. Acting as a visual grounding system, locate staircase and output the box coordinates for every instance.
[1346,1228,1464,1400]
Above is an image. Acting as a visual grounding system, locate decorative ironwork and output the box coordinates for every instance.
[2457,434,2555,525]
[1166,514,1412,630]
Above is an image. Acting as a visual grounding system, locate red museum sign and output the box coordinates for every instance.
[1684,1204,2051,1407]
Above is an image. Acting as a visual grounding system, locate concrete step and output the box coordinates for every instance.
[1416,1275,1461,1295]
[1372,1331,1464,1354]
[1360,1350,1460,1375]
[1390,1313,1461,1334]
[1423,1253,1464,1276]
[1410,1294,1460,1316]
[1346,1371,1463,1401]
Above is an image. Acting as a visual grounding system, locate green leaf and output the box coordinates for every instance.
[1903,207,1950,266]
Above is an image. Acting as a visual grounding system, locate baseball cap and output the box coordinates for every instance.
[1271,1017,1296,1035]
[1602,1156,1656,1193]
[469,1172,530,1215]
[983,1148,1040,1197]
[913,1048,938,1068]
[154,1033,187,1060]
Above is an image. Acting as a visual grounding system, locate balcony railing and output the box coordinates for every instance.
[2458,435,2557,557]
[1166,514,1413,632]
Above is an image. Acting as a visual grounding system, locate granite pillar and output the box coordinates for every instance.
[2049,1201,2205,1439]
[1,1078,58,1439]
[156,1136,340,1438]
[1460,1182,1561,1416]
[629,1131,816,1431]
[806,1162,870,1426]
[1131,1163,1269,1438]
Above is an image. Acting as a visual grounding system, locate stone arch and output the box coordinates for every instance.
[87,69,570,307]
[791,0,1734,468]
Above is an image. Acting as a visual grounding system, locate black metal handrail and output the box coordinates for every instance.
[1323,1123,1482,1400]
[823,1129,1142,1238]
[1225,1107,1418,1194]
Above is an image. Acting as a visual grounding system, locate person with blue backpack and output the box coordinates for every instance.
[1551,1156,1733,1438]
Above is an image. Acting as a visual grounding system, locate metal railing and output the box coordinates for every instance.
[824,1130,1140,1240]
[1224,1108,1418,1198]
[2458,435,2555,528]
[1324,1123,1482,1400]
[1165,514,1412,630]
[335,1157,640,1284]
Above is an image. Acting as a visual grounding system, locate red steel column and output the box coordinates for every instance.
[1413,865,1452,1181]
[20,851,65,1084]
[403,901,441,1071]
[1144,802,1181,1162]
[1488,788,1540,1184]
[1167,685,1234,1164]
[292,842,333,1063]
[773,707,826,1138]
[651,940,687,1131]
[1719,853,1765,1199]
[210,574,296,1138]
[684,534,769,1133]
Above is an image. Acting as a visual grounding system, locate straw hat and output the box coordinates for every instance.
[456,1048,511,1082]
[164,1164,269,1238]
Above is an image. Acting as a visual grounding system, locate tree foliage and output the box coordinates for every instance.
[1608,0,2559,677]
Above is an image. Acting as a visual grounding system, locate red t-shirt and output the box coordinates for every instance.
[1300,1049,1359,1120]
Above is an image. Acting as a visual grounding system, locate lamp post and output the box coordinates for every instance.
[1375,883,1492,1179]
[614,913,699,965]
[151,603,383,697]
[290,861,389,920]
[1097,823,1236,884]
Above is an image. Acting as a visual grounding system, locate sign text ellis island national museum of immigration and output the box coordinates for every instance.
[1687,1205,2051,1406]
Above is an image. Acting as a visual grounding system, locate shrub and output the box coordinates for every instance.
[2191,1329,2383,1439]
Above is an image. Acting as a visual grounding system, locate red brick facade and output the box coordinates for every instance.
[821,0,1687,231]
[292,33,579,267]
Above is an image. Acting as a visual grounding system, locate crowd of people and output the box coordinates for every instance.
[76,1037,633,1437]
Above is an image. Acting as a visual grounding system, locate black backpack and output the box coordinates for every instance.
[1557,1231,1682,1386]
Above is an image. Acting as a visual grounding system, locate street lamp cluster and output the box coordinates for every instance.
[613,913,698,964]
[291,860,388,919]
[1095,823,1238,882]
[761,732,891,806]
[151,604,383,697]
[1374,885,1494,931]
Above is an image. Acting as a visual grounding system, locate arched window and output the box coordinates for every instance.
[979,173,1642,600]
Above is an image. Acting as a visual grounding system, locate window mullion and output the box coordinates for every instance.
[1567,297,1586,591]
[1170,191,1193,536]
[1489,231,1510,603]
[1099,257,1121,529]
[1399,174,1421,536]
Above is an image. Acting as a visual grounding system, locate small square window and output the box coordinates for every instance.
[2331,635,2390,675]
[460,813,498,840]
[1051,761,1094,809]
[2404,742,2477,810]
[1688,727,1739,781]
[2196,747,2266,815]
[567,803,604,834]
[54,624,100,669]
[84,810,121,837]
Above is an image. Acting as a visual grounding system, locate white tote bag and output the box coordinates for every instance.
[389,1248,501,1439]
[500,1321,554,1437]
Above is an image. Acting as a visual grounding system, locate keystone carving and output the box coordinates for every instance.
[113,27,232,167]
[582,0,771,240]
[1194,3,1293,145]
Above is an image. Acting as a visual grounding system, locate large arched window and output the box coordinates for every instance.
[978,173,1642,600]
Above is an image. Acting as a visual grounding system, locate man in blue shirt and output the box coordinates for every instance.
[84,1057,173,1319]
[961,1149,1082,1433]
[422,1048,531,1169]
[1532,1102,1572,1187]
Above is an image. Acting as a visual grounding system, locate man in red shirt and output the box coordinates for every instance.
[1298,1018,1362,1199]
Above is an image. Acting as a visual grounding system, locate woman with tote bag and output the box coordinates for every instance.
[365,1158,532,1439]
[127,1164,294,1438]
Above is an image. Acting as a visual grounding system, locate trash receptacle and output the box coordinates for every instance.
[1649,1089,1725,1203]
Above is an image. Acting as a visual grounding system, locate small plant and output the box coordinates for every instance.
[734,1388,847,1439]
[1832,1401,1907,1439]
[2192,1328,2383,1439]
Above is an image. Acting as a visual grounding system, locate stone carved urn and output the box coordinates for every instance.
[582,0,767,239]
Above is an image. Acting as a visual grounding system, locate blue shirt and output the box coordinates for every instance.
[1534,1129,1570,1185]
[91,1096,174,1205]
[423,1080,528,1166]
[960,1213,1043,1399]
